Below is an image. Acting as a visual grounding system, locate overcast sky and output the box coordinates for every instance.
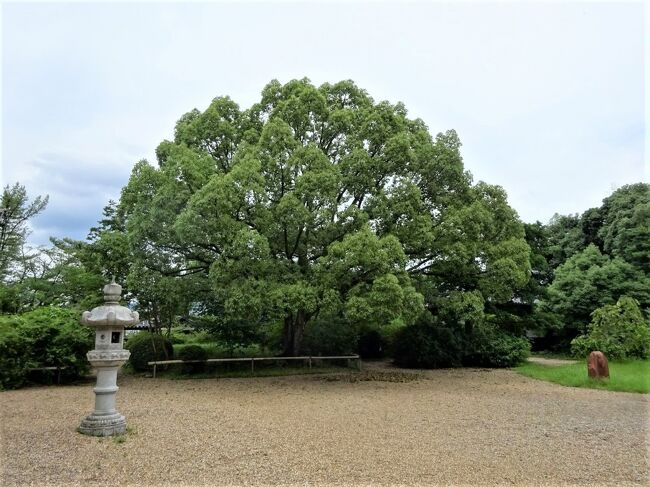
[1,1,646,246]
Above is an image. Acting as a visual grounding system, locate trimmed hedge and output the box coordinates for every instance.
[392,320,530,369]
[177,344,208,373]
[301,317,357,356]
[393,323,464,368]
[463,324,531,367]
[125,332,173,372]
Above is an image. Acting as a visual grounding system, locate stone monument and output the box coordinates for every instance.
[78,278,138,436]
[587,350,609,379]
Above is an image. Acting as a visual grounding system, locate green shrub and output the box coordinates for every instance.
[463,323,530,367]
[168,329,211,345]
[125,332,173,372]
[190,315,260,352]
[392,321,464,368]
[392,312,530,369]
[378,319,406,357]
[168,330,189,345]
[0,307,94,390]
[571,297,650,360]
[301,317,357,356]
[360,319,407,359]
[358,330,386,359]
[0,326,31,389]
[177,344,208,374]
[184,330,212,344]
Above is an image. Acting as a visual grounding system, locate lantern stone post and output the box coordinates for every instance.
[78,279,138,436]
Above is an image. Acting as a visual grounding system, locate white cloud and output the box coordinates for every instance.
[1,1,645,245]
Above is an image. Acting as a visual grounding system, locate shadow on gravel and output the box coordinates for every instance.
[318,370,423,382]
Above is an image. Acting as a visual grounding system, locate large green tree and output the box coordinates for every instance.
[0,184,48,283]
[0,184,49,313]
[597,183,650,273]
[544,244,650,338]
[117,79,530,355]
[529,184,649,349]
[544,183,649,273]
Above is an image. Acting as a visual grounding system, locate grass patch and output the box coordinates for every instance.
[515,359,650,393]
[111,426,136,445]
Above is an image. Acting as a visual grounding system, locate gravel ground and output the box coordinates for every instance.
[1,367,648,487]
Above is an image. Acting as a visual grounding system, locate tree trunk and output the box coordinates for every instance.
[281,311,307,356]
[293,311,305,355]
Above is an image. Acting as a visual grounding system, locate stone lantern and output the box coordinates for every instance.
[78,279,138,436]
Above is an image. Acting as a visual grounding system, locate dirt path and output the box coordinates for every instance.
[1,368,648,486]
[527,356,578,366]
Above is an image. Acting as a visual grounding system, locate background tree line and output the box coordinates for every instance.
[1,79,648,386]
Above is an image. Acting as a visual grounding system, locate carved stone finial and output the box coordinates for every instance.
[103,279,122,304]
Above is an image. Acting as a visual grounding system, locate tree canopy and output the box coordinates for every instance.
[0,183,48,283]
[3,82,645,360]
[114,79,530,355]
[0,184,49,313]
[519,183,650,349]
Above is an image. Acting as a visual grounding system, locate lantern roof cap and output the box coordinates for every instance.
[81,279,139,328]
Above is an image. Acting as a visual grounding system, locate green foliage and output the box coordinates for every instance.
[0,183,48,284]
[392,311,530,368]
[0,307,93,390]
[597,183,650,274]
[174,342,266,359]
[518,222,553,306]
[544,245,650,333]
[546,214,585,269]
[168,329,212,345]
[376,318,407,356]
[125,332,173,372]
[393,324,465,368]
[434,290,485,328]
[176,344,208,373]
[0,325,31,389]
[511,185,648,352]
[358,330,386,359]
[392,315,465,368]
[0,184,50,314]
[570,297,650,360]
[463,322,530,367]
[4,90,647,368]
[190,314,262,353]
[115,79,529,356]
[515,360,650,394]
[20,238,106,310]
[176,343,209,360]
[301,317,357,356]
[417,183,530,311]
[0,284,23,315]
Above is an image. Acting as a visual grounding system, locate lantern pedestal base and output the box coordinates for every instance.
[78,412,127,437]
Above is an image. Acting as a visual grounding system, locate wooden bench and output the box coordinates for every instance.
[27,366,67,384]
[148,355,362,378]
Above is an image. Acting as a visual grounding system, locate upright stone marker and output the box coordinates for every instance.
[587,351,609,380]
[78,279,138,436]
